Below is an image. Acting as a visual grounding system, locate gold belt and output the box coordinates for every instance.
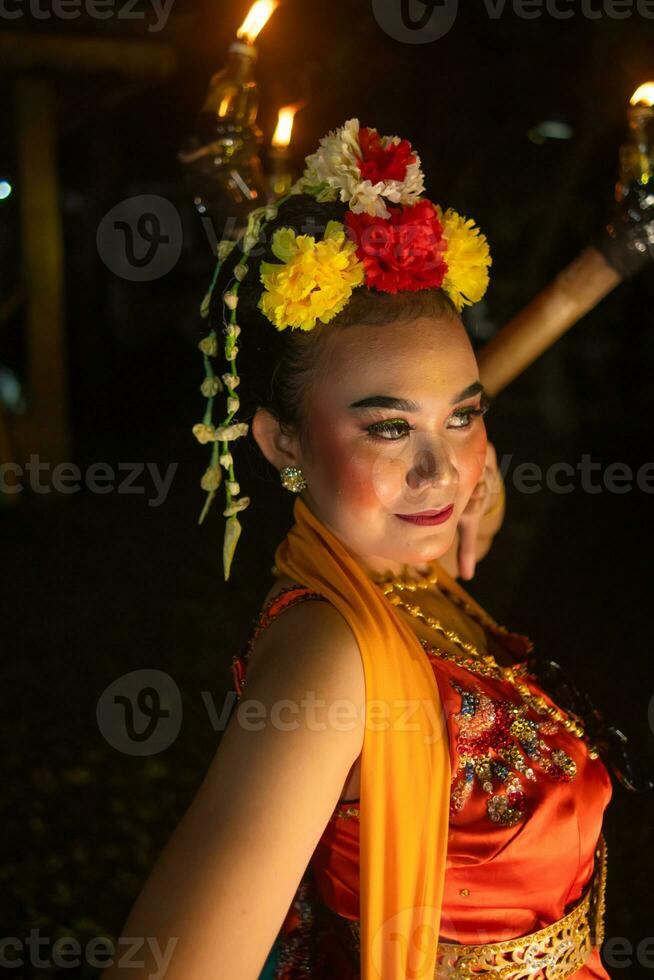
[346,834,607,979]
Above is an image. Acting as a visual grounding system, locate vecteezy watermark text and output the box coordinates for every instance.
[0,930,177,977]
[1,455,177,507]
[497,452,654,495]
[372,0,654,43]
[98,668,449,756]
[0,0,175,32]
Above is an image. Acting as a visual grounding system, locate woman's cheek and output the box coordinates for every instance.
[329,442,403,511]
[461,428,488,492]
[343,449,402,510]
[310,430,380,507]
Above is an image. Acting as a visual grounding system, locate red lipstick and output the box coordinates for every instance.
[395,504,454,526]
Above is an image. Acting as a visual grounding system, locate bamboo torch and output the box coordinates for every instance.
[478,83,654,397]
[178,1,280,221]
[267,101,305,202]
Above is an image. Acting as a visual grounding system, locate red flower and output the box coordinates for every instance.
[356,127,417,184]
[344,199,448,293]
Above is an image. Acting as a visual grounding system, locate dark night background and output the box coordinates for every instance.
[1,1,654,977]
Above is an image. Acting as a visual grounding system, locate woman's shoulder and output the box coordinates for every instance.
[260,572,316,609]
[257,572,350,633]
[244,575,363,695]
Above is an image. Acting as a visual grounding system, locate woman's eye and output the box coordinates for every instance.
[448,404,489,429]
[365,403,489,440]
[365,419,414,441]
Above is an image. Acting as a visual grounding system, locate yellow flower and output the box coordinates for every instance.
[258,221,365,331]
[436,206,492,312]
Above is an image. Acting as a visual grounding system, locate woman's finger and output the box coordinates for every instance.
[457,511,482,580]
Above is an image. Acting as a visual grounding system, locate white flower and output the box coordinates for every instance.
[223,496,250,517]
[225,323,241,339]
[200,376,222,398]
[192,423,216,445]
[224,291,239,310]
[219,452,233,468]
[297,118,425,219]
[198,334,218,356]
[201,467,222,491]
[222,373,240,391]
[227,396,240,415]
[200,288,212,319]
[246,206,267,232]
[215,422,249,441]
[226,480,240,495]
[217,239,237,262]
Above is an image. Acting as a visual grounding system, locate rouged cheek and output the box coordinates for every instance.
[474,428,489,476]
[309,430,375,501]
[311,432,400,510]
[461,428,488,491]
[370,454,411,503]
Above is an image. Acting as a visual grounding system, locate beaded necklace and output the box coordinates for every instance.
[371,561,599,760]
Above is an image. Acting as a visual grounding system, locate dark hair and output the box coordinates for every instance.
[208,194,458,469]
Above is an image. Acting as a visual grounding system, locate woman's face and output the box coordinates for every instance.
[296,313,488,578]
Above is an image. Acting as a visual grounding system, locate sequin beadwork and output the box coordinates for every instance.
[449,678,578,827]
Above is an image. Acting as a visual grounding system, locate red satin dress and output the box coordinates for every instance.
[232,585,613,980]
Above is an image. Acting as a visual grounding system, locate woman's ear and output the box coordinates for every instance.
[251,408,302,471]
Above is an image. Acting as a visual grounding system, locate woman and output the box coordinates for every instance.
[103,120,611,980]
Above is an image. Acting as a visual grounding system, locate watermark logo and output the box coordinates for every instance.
[97,669,182,756]
[97,194,182,282]
[372,0,459,43]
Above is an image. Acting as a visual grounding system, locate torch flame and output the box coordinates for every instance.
[237,0,279,44]
[630,82,654,108]
[272,103,304,148]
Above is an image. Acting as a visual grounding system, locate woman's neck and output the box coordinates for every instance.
[352,551,437,584]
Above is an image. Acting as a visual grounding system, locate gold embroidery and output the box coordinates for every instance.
[334,803,360,821]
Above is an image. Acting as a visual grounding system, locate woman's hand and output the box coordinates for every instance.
[439,442,505,581]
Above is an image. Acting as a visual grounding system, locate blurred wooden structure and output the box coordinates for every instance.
[0,31,176,474]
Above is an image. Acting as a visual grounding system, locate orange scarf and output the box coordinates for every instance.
[274,496,451,980]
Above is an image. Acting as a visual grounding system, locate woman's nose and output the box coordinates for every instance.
[406,443,457,492]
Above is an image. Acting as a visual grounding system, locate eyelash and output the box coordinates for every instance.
[364,404,489,442]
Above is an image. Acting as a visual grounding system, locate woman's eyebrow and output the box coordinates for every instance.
[348,382,486,412]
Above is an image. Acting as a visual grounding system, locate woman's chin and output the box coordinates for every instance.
[385,538,456,570]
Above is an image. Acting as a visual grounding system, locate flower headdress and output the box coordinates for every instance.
[193,118,492,580]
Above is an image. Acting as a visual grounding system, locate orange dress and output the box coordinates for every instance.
[232,583,612,980]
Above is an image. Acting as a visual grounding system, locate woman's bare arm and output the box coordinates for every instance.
[101,601,365,980]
